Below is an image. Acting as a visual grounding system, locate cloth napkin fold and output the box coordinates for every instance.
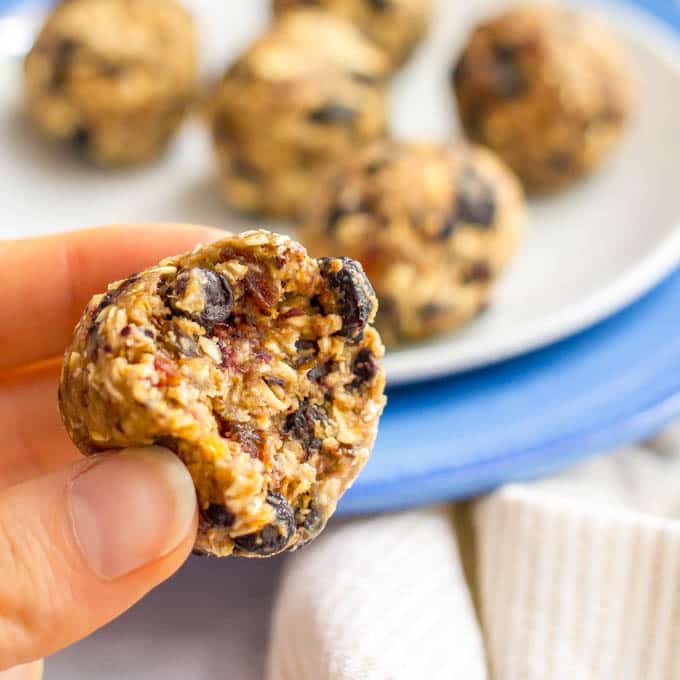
[268,423,680,680]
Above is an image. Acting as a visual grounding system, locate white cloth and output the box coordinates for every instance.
[268,426,680,680]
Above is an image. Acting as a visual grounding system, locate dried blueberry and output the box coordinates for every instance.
[71,127,90,153]
[452,56,467,85]
[308,102,358,125]
[233,492,295,556]
[87,275,139,358]
[453,167,496,228]
[492,43,526,98]
[50,38,77,91]
[364,158,386,175]
[352,348,378,384]
[307,361,333,382]
[462,261,492,284]
[285,402,326,455]
[419,303,450,321]
[218,420,263,459]
[351,71,379,84]
[325,198,371,233]
[295,339,318,352]
[438,212,458,240]
[546,151,573,173]
[296,504,327,548]
[168,324,201,358]
[203,503,236,528]
[166,268,233,332]
[318,257,377,341]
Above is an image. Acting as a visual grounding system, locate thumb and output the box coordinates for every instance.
[0,661,43,679]
[0,447,197,670]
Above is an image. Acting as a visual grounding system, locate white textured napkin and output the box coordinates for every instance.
[268,423,680,680]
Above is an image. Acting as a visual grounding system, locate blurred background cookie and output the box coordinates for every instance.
[452,3,632,193]
[210,9,388,218]
[272,0,432,70]
[298,140,525,345]
[23,0,197,165]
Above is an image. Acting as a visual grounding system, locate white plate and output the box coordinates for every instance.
[1,0,679,385]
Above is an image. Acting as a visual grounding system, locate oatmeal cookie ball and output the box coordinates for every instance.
[24,0,196,165]
[59,230,386,557]
[299,141,525,345]
[452,4,632,192]
[272,0,431,69]
[210,9,388,218]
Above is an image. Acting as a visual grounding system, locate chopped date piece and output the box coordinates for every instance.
[244,268,278,311]
[154,353,179,386]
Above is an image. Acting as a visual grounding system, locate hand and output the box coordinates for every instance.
[0,224,222,676]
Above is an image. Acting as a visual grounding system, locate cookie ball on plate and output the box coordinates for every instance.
[59,230,386,557]
[272,0,432,69]
[452,4,632,192]
[298,140,525,346]
[210,9,388,218]
[24,0,196,165]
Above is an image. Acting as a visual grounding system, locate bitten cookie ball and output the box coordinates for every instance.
[452,4,632,192]
[272,0,431,70]
[59,230,386,557]
[24,0,196,165]
[298,141,525,345]
[210,9,388,218]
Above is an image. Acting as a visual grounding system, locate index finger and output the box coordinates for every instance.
[0,224,224,372]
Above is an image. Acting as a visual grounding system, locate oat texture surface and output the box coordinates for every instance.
[24,0,196,164]
[298,141,525,345]
[59,230,386,557]
[453,3,632,192]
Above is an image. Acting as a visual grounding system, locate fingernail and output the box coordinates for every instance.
[69,447,197,580]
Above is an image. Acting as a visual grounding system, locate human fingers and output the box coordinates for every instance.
[0,223,224,372]
[0,361,78,489]
[0,447,197,669]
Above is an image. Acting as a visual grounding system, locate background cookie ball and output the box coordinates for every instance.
[452,4,632,193]
[24,0,196,165]
[272,0,431,70]
[210,9,388,218]
[298,141,525,345]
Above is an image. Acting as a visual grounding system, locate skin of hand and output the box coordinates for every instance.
[0,224,225,677]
